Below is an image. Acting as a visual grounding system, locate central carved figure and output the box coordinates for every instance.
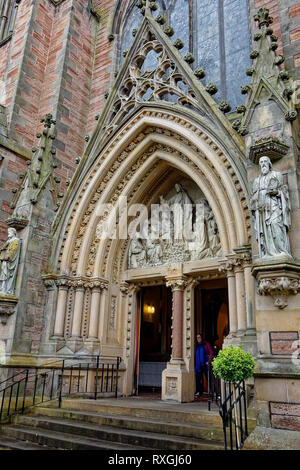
[128,182,222,269]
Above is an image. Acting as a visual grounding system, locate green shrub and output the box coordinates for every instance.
[212,345,255,383]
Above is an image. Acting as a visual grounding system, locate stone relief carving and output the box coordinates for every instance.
[128,182,222,269]
[250,156,291,259]
[0,228,21,296]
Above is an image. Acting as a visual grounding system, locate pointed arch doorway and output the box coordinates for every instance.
[134,285,173,396]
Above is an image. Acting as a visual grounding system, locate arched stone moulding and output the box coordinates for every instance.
[46,106,253,376]
[52,107,250,280]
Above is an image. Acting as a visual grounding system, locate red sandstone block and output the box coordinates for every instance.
[271,403,300,417]
[271,340,298,354]
[290,3,300,17]
[271,415,300,431]
[270,332,298,340]
[291,27,300,42]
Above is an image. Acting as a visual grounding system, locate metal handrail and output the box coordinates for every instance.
[207,363,221,411]
[0,356,122,423]
[217,380,248,450]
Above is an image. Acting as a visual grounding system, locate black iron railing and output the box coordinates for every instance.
[0,356,121,423]
[207,363,221,411]
[218,380,248,450]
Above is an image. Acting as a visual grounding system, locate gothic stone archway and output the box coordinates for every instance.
[45,107,254,401]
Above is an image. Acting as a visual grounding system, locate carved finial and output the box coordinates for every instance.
[254,7,273,29]
[8,112,61,217]
[40,113,56,129]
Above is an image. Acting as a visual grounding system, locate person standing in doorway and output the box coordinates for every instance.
[195,333,208,397]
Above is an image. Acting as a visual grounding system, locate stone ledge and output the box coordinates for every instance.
[0,135,31,160]
[243,426,300,450]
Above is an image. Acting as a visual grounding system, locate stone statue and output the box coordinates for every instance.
[250,156,291,258]
[128,235,146,269]
[191,200,209,260]
[206,205,222,257]
[0,228,21,295]
[168,183,193,241]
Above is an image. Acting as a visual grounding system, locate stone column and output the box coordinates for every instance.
[243,254,256,334]
[53,280,69,337]
[162,274,193,402]
[235,260,247,334]
[219,261,238,337]
[88,282,103,340]
[166,278,187,362]
[71,281,85,338]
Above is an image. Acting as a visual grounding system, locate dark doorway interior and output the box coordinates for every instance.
[136,285,172,393]
[194,281,229,396]
[195,281,229,358]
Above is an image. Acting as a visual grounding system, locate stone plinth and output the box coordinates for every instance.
[161,361,194,403]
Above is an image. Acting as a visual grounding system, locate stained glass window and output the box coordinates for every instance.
[118,0,251,110]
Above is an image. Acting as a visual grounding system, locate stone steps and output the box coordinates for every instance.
[18,409,225,443]
[51,398,223,426]
[0,416,223,450]
[0,398,254,450]
[0,436,53,451]
[0,424,149,450]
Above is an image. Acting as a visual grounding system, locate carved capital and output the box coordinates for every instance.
[258,276,300,309]
[219,252,252,274]
[55,279,70,289]
[166,278,187,291]
[120,282,130,296]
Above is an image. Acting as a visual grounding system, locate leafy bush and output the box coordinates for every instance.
[212,345,255,383]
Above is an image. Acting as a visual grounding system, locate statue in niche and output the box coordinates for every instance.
[0,228,21,295]
[250,156,291,258]
[206,205,222,257]
[191,200,209,260]
[168,183,193,242]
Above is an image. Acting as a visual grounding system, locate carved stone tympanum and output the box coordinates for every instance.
[128,183,221,269]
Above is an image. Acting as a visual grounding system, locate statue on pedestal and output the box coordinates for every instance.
[250,156,291,258]
[0,228,21,295]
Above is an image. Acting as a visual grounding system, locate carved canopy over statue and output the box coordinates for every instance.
[250,156,291,259]
[0,228,21,296]
[128,183,222,269]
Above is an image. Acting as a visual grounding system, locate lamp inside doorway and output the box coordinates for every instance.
[143,303,156,322]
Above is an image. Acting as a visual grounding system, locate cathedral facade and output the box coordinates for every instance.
[0,0,300,446]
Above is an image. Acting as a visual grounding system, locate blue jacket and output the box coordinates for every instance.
[195,343,208,372]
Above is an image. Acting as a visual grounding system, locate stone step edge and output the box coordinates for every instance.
[8,417,224,448]
[1,425,150,451]
[30,407,223,433]
[0,437,52,451]
[48,400,222,424]
[53,402,256,426]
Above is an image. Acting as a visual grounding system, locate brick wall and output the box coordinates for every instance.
[87,0,114,135]
[252,0,300,78]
